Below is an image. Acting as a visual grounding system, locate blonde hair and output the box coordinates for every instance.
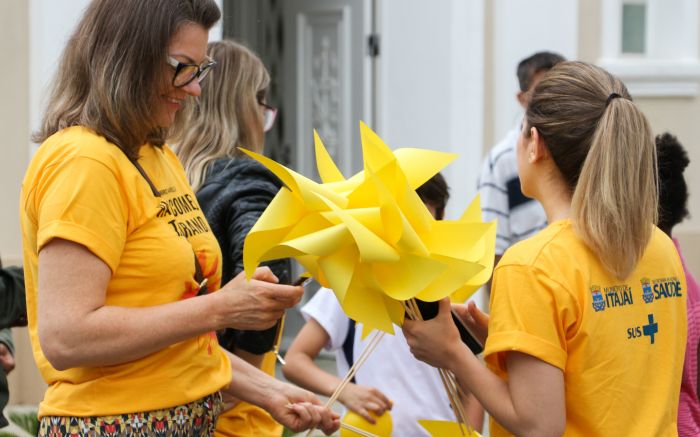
[526,61,658,279]
[171,40,270,191]
[32,0,220,159]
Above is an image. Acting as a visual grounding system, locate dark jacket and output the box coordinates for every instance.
[197,158,291,354]
[0,266,26,428]
[0,267,26,329]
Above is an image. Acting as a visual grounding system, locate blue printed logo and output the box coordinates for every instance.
[591,285,605,312]
[642,314,658,344]
[627,313,658,344]
[641,277,654,304]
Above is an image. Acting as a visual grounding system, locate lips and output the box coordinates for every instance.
[163,96,182,110]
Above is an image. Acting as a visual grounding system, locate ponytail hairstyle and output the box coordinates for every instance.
[525,61,658,279]
[171,40,270,191]
[33,0,221,159]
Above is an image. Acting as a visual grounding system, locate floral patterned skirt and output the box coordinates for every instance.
[39,392,223,436]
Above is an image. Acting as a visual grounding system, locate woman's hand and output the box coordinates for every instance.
[337,383,392,423]
[216,267,304,331]
[265,382,340,435]
[452,300,489,345]
[402,298,465,371]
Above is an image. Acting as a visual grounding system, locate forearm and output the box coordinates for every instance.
[461,390,484,433]
[40,292,224,370]
[222,350,279,409]
[448,347,541,436]
[282,351,342,397]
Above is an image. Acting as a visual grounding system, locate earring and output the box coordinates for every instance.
[528,152,535,162]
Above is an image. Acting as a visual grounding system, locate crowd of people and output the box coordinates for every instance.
[4,0,698,435]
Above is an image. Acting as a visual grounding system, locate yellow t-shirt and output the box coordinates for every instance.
[214,351,282,437]
[20,126,231,417]
[485,219,687,436]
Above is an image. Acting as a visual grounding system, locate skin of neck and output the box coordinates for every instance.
[528,159,573,224]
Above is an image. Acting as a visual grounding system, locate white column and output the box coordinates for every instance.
[376,0,485,218]
[491,0,579,142]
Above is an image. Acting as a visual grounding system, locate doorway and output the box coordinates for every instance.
[222,0,377,348]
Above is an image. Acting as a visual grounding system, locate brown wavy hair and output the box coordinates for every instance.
[32,0,221,159]
[171,40,270,191]
[525,61,658,279]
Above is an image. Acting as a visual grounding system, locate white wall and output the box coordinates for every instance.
[376,0,485,220]
[491,0,579,142]
[28,0,93,155]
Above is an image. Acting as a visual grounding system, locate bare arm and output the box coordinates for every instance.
[404,298,565,437]
[222,350,339,435]
[461,390,484,433]
[282,318,391,422]
[38,239,303,370]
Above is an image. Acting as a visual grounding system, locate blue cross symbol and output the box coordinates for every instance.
[642,314,658,344]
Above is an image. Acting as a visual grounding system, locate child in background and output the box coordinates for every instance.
[283,173,484,436]
[655,132,700,436]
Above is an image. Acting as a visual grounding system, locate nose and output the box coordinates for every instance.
[182,79,201,97]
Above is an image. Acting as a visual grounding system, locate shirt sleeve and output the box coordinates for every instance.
[35,156,128,273]
[484,264,578,372]
[477,150,512,255]
[301,287,349,351]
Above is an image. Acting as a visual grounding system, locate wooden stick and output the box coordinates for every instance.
[305,330,385,437]
[326,331,384,406]
[339,422,381,437]
[407,298,474,436]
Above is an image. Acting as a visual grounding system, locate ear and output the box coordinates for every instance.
[516,91,528,109]
[528,127,549,164]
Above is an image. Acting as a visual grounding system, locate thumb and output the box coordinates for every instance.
[251,266,279,283]
[438,297,452,319]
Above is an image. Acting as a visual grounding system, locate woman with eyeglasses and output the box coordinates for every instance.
[171,39,287,437]
[21,1,338,435]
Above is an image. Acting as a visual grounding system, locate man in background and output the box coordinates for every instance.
[478,51,565,280]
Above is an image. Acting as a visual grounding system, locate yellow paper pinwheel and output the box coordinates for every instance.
[243,122,496,334]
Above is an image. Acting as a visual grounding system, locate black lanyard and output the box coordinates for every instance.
[126,153,207,294]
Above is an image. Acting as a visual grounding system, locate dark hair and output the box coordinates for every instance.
[516,51,566,92]
[526,61,657,279]
[33,0,221,159]
[656,132,690,235]
[416,173,450,220]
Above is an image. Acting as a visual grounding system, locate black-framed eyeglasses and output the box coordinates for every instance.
[258,100,278,132]
[166,56,217,87]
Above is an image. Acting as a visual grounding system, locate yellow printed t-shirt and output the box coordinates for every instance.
[20,126,231,417]
[485,219,687,437]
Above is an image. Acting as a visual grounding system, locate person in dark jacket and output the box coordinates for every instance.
[171,39,291,436]
[0,261,27,427]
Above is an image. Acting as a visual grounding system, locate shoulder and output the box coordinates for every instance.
[301,288,346,325]
[200,158,282,192]
[485,128,519,167]
[498,220,581,271]
[479,128,519,186]
[25,127,131,196]
[641,227,686,275]
[37,126,127,168]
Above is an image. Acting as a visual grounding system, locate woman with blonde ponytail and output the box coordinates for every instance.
[403,61,687,436]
